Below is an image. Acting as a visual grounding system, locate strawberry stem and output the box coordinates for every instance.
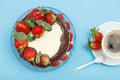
[32,60,36,66]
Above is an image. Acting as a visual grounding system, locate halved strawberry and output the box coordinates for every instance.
[14,40,28,49]
[16,20,30,34]
[23,47,37,61]
[65,21,70,30]
[57,14,64,21]
[91,27,103,42]
[67,42,73,51]
[32,25,44,37]
[60,54,68,61]
[51,61,60,66]
[40,54,50,67]
[69,32,73,41]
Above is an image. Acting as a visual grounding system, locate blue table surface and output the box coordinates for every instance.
[0,0,120,80]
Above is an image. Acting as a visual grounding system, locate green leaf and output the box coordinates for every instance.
[14,32,27,40]
[25,18,35,28]
[43,21,52,31]
[42,9,47,15]
[26,32,36,42]
[36,20,43,26]
[36,20,52,31]
[35,51,42,64]
[13,29,17,37]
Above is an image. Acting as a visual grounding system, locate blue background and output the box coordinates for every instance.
[0,0,120,80]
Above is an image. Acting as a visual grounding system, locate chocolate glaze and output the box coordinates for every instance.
[50,17,70,64]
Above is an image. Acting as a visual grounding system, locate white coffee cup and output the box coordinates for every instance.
[102,29,120,59]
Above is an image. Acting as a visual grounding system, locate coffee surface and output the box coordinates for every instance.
[107,34,120,53]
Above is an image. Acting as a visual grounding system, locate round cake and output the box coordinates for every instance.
[13,7,73,68]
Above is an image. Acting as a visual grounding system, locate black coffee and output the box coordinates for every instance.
[107,34,120,53]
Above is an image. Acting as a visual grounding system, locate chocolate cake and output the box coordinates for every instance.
[13,7,73,68]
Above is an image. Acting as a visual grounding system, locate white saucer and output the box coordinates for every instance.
[92,21,120,66]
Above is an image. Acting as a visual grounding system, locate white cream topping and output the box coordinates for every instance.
[28,22,62,58]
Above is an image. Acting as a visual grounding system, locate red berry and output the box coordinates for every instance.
[67,42,73,51]
[60,54,68,61]
[32,25,44,36]
[57,14,64,21]
[88,40,101,50]
[26,8,43,20]
[14,40,28,49]
[31,8,43,20]
[51,61,60,66]
[23,47,37,61]
[95,33,103,42]
[16,20,30,34]
[69,32,73,41]
[65,21,70,30]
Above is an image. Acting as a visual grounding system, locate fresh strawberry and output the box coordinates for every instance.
[67,42,73,51]
[57,14,64,21]
[88,40,101,50]
[26,8,43,20]
[14,40,28,49]
[45,11,56,25]
[69,32,73,41]
[65,21,70,30]
[32,25,44,37]
[23,47,37,61]
[40,54,50,66]
[16,20,30,34]
[60,54,68,61]
[51,61,60,66]
[91,27,103,42]
[32,9,43,20]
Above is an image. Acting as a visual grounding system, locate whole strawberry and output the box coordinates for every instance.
[40,54,50,67]
[26,8,43,20]
[23,47,37,62]
[32,25,44,37]
[88,40,101,50]
[91,27,103,42]
[14,40,28,49]
[16,20,30,34]
[45,11,56,25]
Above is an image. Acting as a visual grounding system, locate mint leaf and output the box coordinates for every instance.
[25,18,35,28]
[36,20,52,31]
[35,51,42,64]
[13,29,17,37]
[26,32,36,42]
[43,21,52,31]
[14,32,27,40]
[36,20,43,26]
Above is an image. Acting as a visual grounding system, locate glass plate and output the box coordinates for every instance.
[11,7,76,72]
